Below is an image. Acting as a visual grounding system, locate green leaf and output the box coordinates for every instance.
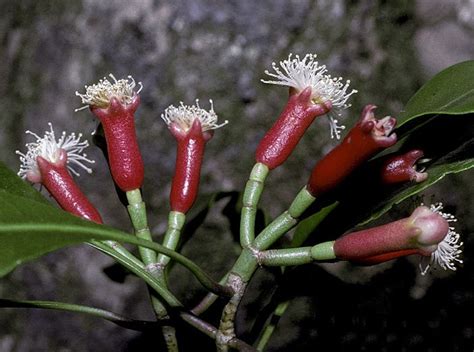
[395,60,474,139]
[0,160,49,204]
[0,162,229,297]
[398,60,474,127]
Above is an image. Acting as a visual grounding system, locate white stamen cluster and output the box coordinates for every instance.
[16,123,94,180]
[261,53,357,139]
[419,203,463,275]
[161,99,228,132]
[75,74,143,111]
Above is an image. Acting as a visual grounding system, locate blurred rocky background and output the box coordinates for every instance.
[0,0,473,351]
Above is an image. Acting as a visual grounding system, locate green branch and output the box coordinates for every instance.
[0,298,159,332]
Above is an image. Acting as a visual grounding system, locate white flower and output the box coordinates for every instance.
[75,74,143,111]
[261,53,357,139]
[419,203,463,275]
[161,99,228,132]
[16,123,94,182]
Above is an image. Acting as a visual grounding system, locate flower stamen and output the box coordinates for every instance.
[261,53,357,139]
[16,123,94,181]
[161,99,228,133]
[75,74,143,111]
[419,203,463,275]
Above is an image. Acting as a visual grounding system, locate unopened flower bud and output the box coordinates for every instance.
[255,87,331,169]
[261,53,358,140]
[16,124,102,223]
[380,149,428,184]
[307,104,397,196]
[161,100,227,213]
[76,74,144,192]
[333,204,463,274]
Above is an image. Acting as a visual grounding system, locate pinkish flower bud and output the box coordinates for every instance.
[16,124,102,223]
[255,87,331,169]
[307,105,397,196]
[76,74,144,192]
[161,100,227,213]
[333,204,463,274]
[256,53,358,170]
[261,53,357,140]
[380,149,428,184]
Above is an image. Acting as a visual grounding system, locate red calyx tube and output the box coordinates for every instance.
[37,150,103,224]
[169,119,212,213]
[91,95,144,192]
[307,104,397,196]
[333,206,450,264]
[255,87,331,170]
[380,149,428,184]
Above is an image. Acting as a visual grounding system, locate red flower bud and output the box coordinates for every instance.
[37,152,102,223]
[334,204,463,274]
[255,87,331,169]
[162,100,226,213]
[76,75,144,192]
[17,125,102,223]
[307,105,397,196]
[380,149,428,184]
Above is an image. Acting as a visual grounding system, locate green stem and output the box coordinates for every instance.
[253,187,315,250]
[90,240,181,307]
[125,189,179,351]
[156,211,186,272]
[0,298,158,332]
[191,273,229,316]
[1,222,232,297]
[260,247,313,266]
[311,241,336,260]
[216,248,259,351]
[102,240,145,269]
[126,189,156,264]
[240,163,269,247]
[256,301,289,351]
[180,312,257,351]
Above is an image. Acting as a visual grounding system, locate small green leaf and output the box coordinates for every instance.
[398,60,474,127]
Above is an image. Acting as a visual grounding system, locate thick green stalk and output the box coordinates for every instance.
[311,241,336,260]
[253,187,315,250]
[154,211,185,352]
[261,247,313,266]
[126,189,156,264]
[217,249,258,351]
[156,211,186,270]
[126,189,178,351]
[240,163,269,247]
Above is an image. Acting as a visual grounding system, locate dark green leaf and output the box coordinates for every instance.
[398,60,474,127]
